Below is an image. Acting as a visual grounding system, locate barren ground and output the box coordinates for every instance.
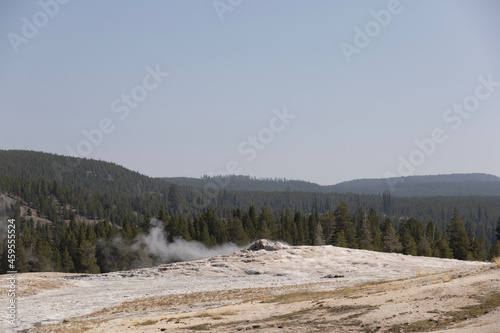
[1,243,499,333]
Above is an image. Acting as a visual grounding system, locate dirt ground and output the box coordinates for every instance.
[1,243,498,332]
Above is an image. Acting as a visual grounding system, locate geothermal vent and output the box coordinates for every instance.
[246,239,289,251]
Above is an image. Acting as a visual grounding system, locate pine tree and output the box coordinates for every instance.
[62,229,79,266]
[447,213,470,260]
[435,235,453,259]
[356,207,372,250]
[168,184,181,213]
[14,238,31,273]
[141,212,152,232]
[382,190,392,213]
[333,203,356,248]
[257,219,271,240]
[401,217,424,245]
[52,247,62,272]
[130,220,141,240]
[61,245,75,272]
[320,210,336,244]
[229,217,249,246]
[166,215,179,242]
[278,211,293,244]
[313,223,325,246]
[199,219,215,247]
[257,207,275,240]
[243,206,258,239]
[490,240,500,260]
[85,224,97,244]
[177,215,191,241]
[266,208,278,240]
[465,220,477,240]
[203,209,229,244]
[233,208,243,220]
[95,220,111,239]
[121,217,134,243]
[333,230,348,248]
[382,218,402,253]
[157,209,168,223]
[417,236,432,257]
[401,229,417,256]
[77,240,100,273]
[469,238,485,261]
[425,221,437,243]
[368,208,382,251]
[32,238,55,272]
[308,213,320,245]
[297,213,309,245]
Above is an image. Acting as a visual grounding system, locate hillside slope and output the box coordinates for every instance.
[0,150,164,196]
[3,150,500,198]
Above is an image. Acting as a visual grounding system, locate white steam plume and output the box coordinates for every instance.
[132,218,243,263]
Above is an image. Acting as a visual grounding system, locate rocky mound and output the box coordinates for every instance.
[246,239,289,251]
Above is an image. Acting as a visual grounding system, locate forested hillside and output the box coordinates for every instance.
[330,174,500,196]
[1,151,499,238]
[164,175,325,192]
[1,150,499,274]
[165,173,500,197]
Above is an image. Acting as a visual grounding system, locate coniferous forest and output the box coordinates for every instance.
[1,150,499,274]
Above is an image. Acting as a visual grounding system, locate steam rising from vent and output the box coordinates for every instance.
[97,218,244,272]
[133,218,243,263]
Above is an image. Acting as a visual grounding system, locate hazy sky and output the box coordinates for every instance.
[1,0,500,185]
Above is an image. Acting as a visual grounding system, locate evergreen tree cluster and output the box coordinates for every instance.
[2,201,499,274]
[1,150,499,247]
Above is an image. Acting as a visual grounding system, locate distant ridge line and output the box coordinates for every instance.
[164,173,500,197]
[1,150,499,197]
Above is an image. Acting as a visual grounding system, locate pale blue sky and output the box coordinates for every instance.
[1,0,500,185]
